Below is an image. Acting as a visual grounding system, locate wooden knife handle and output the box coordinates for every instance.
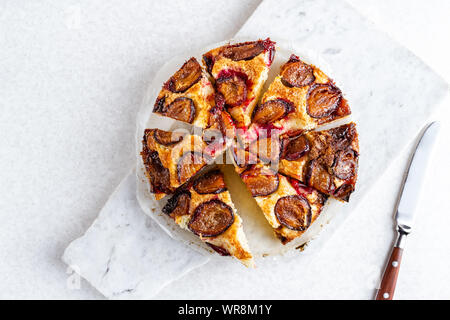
[376,246,403,300]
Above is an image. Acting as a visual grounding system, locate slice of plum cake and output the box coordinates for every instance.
[162,169,254,267]
[203,39,276,128]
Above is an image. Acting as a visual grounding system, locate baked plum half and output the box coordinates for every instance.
[333,183,354,202]
[216,75,247,107]
[143,150,173,194]
[306,83,342,119]
[153,129,185,146]
[206,243,230,256]
[252,99,293,125]
[188,199,234,237]
[164,97,196,123]
[333,150,357,180]
[280,55,315,88]
[240,166,279,197]
[162,191,191,218]
[305,160,333,194]
[193,170,226,195]
[164,57,202,93]
[282,134,310,161]
[221,41,265,61]
[274,195,312,231]
[177,151,208,185]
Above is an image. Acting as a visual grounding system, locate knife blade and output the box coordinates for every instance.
[375,121,440,300]
[396,121,441,233]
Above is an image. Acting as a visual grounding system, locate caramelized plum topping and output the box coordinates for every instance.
[153,129,185,146]
[203,53,214,73]
[193,170,226,194]
[249,136,281,163]
[330,123,357,151]
[177,152,208,185]
[206,243,230,256]
[333,183,354,202]
[333,150,357,180]
[222,41,265,61]
[165,57,202,93]
[153,96,166,113]
[165,97,195,123]
[144,150,173,194]
[274,195,312,231]
[240,166,279,197]
[306,160,333,194]
[282,134,310,161]
[306,84,342,119]
[162,191,191,218]
[281,60,315,88]
[188,199,234,237]
[252,99,293,125]
[216,75,247,107]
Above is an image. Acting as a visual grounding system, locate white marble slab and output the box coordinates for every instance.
[62,0,448,299]
[62,169,209,299]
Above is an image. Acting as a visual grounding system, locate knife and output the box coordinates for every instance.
[375,121,440,300]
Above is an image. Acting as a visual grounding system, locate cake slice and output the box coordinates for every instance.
[162,169,254,267]
[141,128,223,200]
[250,54,351,136]
[153,57,215,129]
[236,162,327,244]
[202,39,276,128]
[279,122,359,201]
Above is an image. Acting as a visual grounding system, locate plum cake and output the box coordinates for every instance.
[250,54,351,136]
[203,39,276,128]
[162,169,254,267]
[235,162,327,244]
[141,38,360,260]
[141,128,223,200]
[153,57,215,129]
[279,122,359,201]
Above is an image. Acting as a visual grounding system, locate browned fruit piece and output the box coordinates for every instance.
[216,75,247,107]
[249,136,281,163]
[274,195,312,231]
[177,151,208,185]
[252,99,293,125]
[165,57,202,93]
[240,166,279,197]
[282,134,310,161]
[281,60,315,88]
[333,183,354,202]
[153,129,185,146]
[164,97,195,123]
[221,41,265,61]
[306,84,342,118]
[144,150,173,194]
[330,123,357,151]
[188,199,234,237]
[206,243,230,256]
[193,170,226,194]
[333,150,357,180]
[162,191,191,218]
[306,160,333,194]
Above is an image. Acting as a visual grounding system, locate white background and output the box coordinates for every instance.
[0,0,449,299]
